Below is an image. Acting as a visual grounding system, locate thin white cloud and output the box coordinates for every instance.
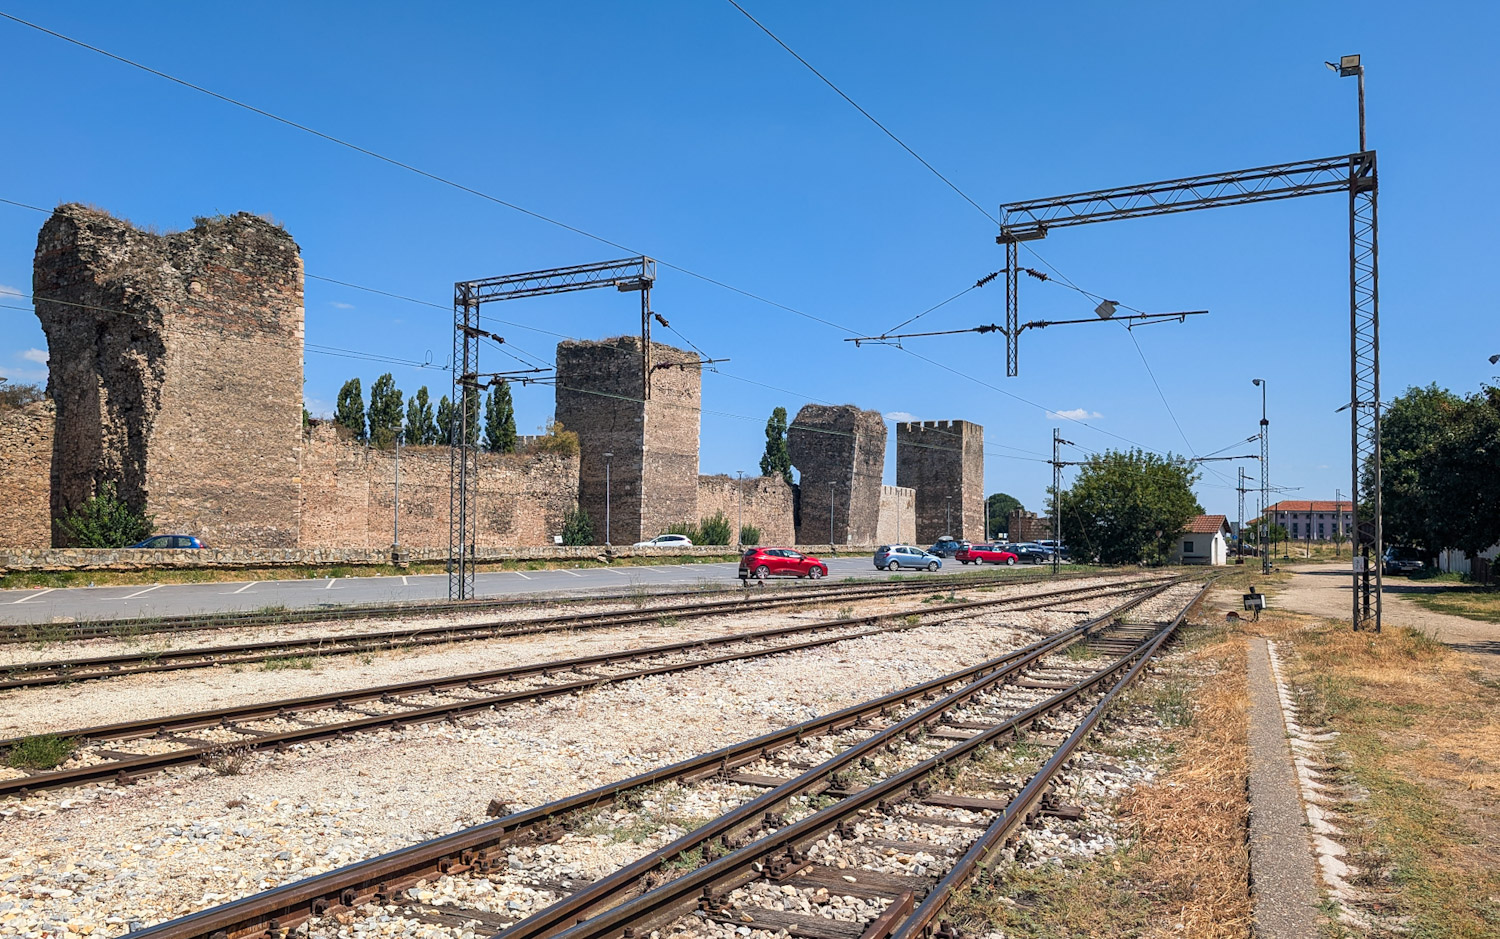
[329,301,355,310]
[0,284,22,298]
[1046,408,1102,421]
[304,397,335,419]
[884,411,919,423]
[21,348,48,364]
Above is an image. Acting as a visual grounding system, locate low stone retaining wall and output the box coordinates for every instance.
[0,544,881,574]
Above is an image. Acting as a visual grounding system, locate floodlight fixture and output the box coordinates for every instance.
[1489,353,1500,365]
[1094,300,1118,319]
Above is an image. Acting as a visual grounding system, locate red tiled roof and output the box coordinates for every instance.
[1267,500,1352,513]
[1184,514,1229,534]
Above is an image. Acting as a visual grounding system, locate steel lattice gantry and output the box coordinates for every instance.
[997,152,1382,630]
[448,257,655,601]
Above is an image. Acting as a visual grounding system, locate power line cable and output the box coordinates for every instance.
[723,0,998,226]
[0,10,861,338]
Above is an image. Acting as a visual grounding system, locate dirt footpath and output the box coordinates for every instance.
[1274,563,1500,668]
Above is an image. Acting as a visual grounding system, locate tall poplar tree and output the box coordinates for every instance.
[759,406,792,485]
[405,386,437,445]
[484,382,518,453]
[367,373,404,449]
[334,378,366,442]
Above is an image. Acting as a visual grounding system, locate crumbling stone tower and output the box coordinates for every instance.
[788,404,886,545]
[34,205,304,546]
[896,420,985,543]
[554,337,701,545]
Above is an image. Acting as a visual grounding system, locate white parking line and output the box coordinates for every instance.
[11,588,55,604]
[559,569,584,577]
[326,578,337,589]
[401,576,409,586]
[514,572,532,580]
[120,584,162,600]
[231,581,259,595]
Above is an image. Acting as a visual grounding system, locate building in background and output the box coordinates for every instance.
[1266,500,1354,541]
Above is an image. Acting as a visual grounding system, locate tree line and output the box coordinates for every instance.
[1377,379,1500,561]
[324,374,519,452]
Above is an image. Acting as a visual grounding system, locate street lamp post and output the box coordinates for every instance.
[1335,488,1343,557]
[828,481,836,546]
[945,495,952,536]
[603,452,613,546]
[393,430,401,551]
[1253,379,1271,574]
[735,470,744,549]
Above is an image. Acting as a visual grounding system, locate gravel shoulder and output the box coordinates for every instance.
[0,591,1142,937]
[1273,563,1500,668]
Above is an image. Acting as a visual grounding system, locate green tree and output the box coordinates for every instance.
[367,373,404,449]
[54,481,155,548]
[985,493,1023,538]
[739,524,761,546]
[1377,382,1500,558]
[561,505,594,546]
[759,406,793,485]
[1054,449,1202,565]
[334,378,366,442]
[697,511,733,546]
[484,382,518,453]
[0,381,46,410]
[436,395,456,446]
[405,386,437,445]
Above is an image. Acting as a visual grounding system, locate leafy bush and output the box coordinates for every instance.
[54,482,155,548]
[739,524,761,546]
[697,511,733,546]
[562,505,594,546]
[666,521,698,540]
[529,419,580,458]
[0,381,46,411]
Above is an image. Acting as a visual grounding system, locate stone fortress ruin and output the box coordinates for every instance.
[0,206,987,551]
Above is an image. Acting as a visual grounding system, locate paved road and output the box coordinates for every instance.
[0,555,1039,626]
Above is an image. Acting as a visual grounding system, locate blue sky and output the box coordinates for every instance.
[1,1,1495,521]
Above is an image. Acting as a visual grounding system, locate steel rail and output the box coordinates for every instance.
[125,579,1184,939]
[0,578,1173,797]
[527,582,1211,939]
[0,567,1102,645]
[0,571,1131,689]
[887,578,1212,939]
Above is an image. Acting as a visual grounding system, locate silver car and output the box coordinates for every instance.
[874,545,943,572]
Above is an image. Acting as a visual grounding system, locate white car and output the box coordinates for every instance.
[634,533,694,548]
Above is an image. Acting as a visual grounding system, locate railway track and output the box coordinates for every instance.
[0,572,1150,691]
[121,577,1206,939]
[0,567,1099,645]
[0,576,1177,798]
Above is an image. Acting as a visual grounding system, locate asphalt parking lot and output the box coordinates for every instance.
[0,553,1016,625]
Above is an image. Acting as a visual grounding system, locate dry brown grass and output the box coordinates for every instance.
[1265,610,1500,937]
[946,624,1252,937]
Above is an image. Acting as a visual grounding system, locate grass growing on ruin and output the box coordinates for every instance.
[6,734,77,770]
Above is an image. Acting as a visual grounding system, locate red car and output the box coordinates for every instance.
[955,544,1019,566]
[739,547,829,580]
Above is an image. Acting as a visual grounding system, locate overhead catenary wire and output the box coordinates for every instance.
[0,11,860,339]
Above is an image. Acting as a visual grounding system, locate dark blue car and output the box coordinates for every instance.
[129,535,208,549]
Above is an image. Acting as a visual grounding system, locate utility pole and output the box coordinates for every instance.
[604,452,613,546]
[1335,488,1344,557]
[393,430,401,551]
[1051,429,1075,576]
[945,495,952,536]
[1254,379,1271,575]
[1237,466,1247,563]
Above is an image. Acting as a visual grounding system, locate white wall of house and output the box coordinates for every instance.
[1173,531,1227,566]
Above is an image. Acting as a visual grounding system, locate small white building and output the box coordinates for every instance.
[1173,514,1231,566]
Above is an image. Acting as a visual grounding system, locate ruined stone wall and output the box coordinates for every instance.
[34,206,303,547]
[695,475,795,545]
[875,485,916,546]
[788,404,886,545]
[896,420,985,543]
[1009,509,1050,544]
[0,400,55,549]
[554,337,700,545]
[297,424,578,548]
